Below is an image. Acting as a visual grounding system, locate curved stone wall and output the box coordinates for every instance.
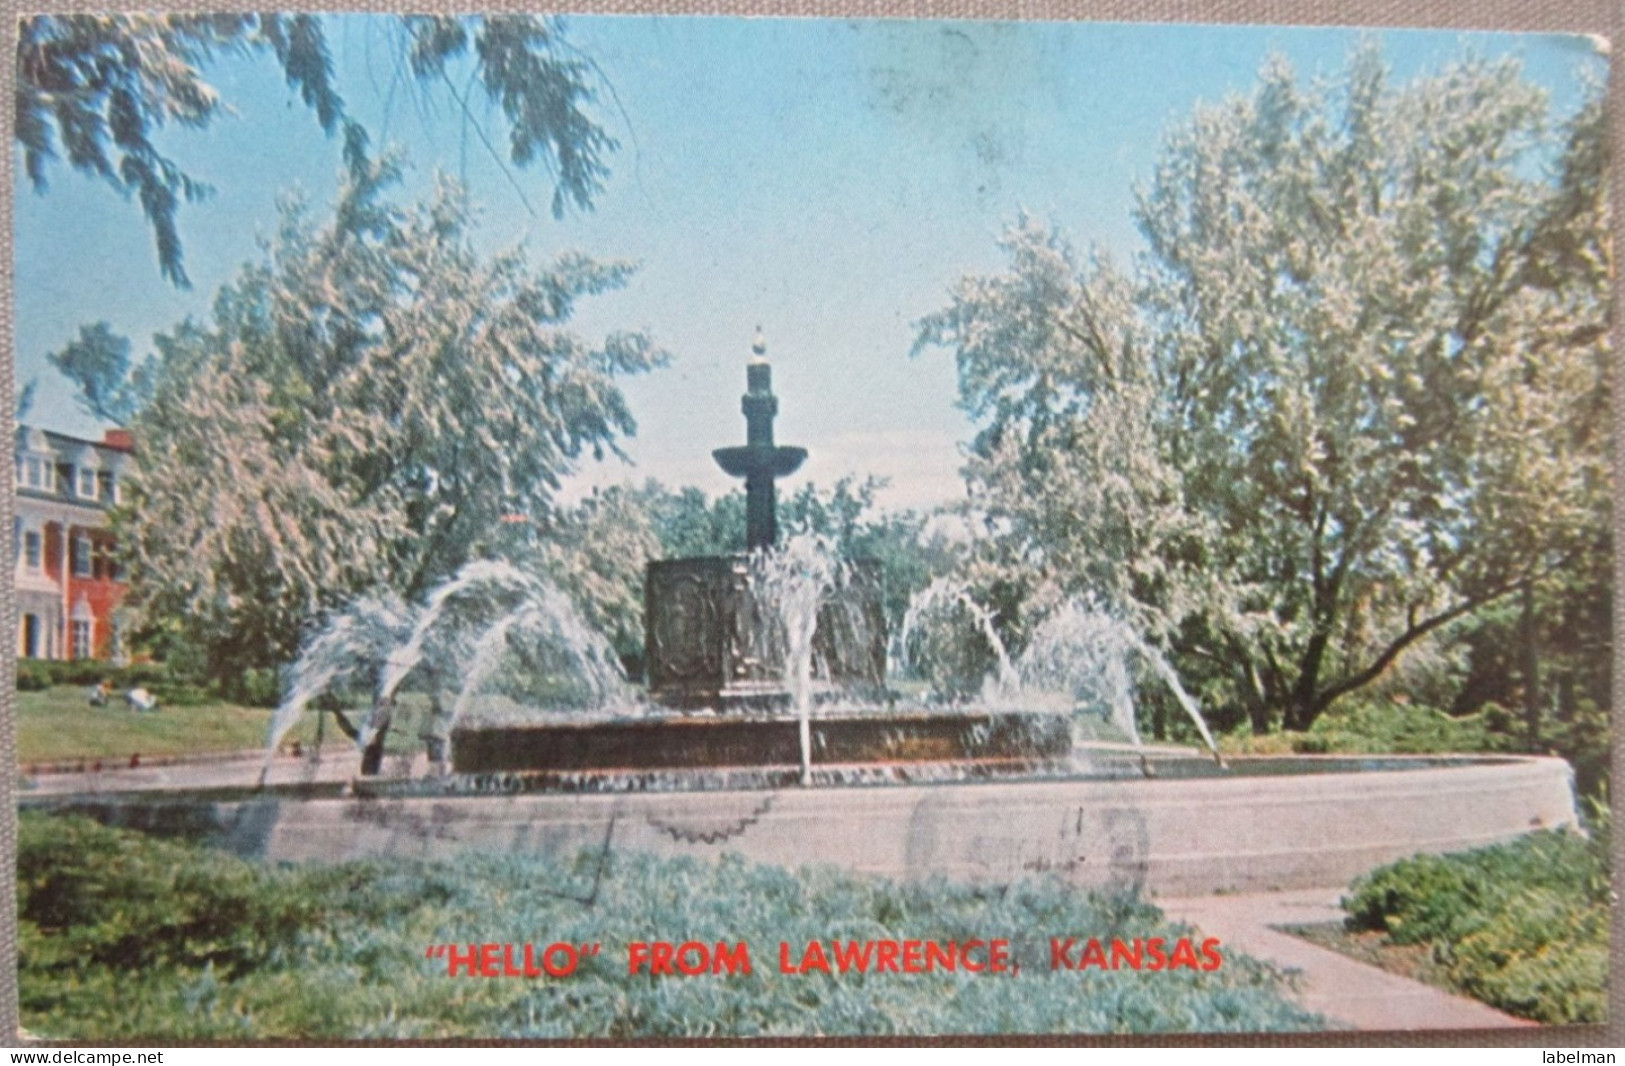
[37,754,1579,895]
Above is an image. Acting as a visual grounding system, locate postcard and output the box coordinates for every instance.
[8,9,1616,1043]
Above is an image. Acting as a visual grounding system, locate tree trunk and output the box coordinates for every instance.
[360,722,389,776]
[1247,700,1272,735]
[1521,581,1540,748]
[329,709,360,742]
[1235,649,1273,734]
[422,677,451,773]
[359,695,395,776]
[1283,632,1329,732]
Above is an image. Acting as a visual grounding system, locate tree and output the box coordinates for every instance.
[525,485,664,670]
[15,378,37,423]
[45,321,155,424]
[124,158,662,685]
[642,476,961,636]
[918,49,1610,733]
[515,477,960,674]
[647,483,749,558]
[16,14,613,286]
[780,477,963,631]
[915,222,1206,651]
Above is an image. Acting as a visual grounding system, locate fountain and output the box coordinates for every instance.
[24,332,1580,897]
[445,330,1073,788]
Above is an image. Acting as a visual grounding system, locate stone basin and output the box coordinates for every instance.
[24,752,1578,896]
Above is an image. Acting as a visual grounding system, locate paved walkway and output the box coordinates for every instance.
[19,750,366,796]
[1158,888,1533,1031]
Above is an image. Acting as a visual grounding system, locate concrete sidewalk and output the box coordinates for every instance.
[18,750,365,796]
[1158,887,1534,1031]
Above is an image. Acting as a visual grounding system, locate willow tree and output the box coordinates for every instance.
[126,158,662,684]
[919,48,1610,733]
[17,14,612,286]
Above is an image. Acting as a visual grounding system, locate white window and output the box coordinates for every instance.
[73,534,93,577]
[77,467,98,500]
[72,619,92,660]
[17,456,50,490]
[23,530,42,571]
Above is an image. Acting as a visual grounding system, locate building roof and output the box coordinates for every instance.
[17,424,134,456]
[15,423,133,511]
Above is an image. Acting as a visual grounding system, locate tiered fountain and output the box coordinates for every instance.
[449,330,1070,789]
[26,334,1580,896]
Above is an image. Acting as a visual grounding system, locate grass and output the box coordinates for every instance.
[15,685,326,765]
[18,812,1326,1040]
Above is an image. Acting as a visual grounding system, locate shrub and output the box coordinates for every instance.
[17,815,323,979]
[119,662,173,687]
[15,661,225,707]
[18,812,1324,1040]
[16,664,50,691]
[1223,698,1510,759]
[1225,696,1608,803]
[1342,826,1610,1024]
[1534,698,1611,801]
[1308,697,1505,755]
[147,681,216,707]
[52,661,112,686]
[235,667,283,708]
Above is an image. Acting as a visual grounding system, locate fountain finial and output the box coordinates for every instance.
[713,328,807,551]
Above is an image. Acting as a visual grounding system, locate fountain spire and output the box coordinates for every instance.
[713,327,807,551]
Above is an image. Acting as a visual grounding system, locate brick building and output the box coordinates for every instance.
[14,425,134,661]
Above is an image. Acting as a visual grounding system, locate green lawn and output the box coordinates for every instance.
[14,685,326,766]
[13,685,620,768]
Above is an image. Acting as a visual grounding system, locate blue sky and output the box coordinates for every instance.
[12,16,1608,510]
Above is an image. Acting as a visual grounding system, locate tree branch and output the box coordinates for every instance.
[1312,577,1525,714]
[329,708,361,741]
